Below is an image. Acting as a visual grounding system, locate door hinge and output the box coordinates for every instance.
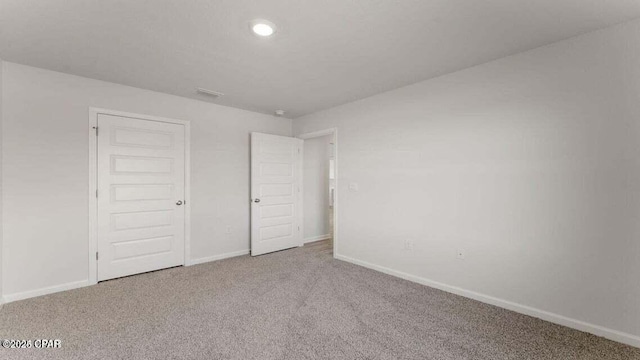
[298,226,300,232]
[298,148,300,154]
[93,126,99,136]
[96,189,98,198]
[96,252,99,260]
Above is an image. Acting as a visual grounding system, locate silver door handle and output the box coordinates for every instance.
[254,199,261,203]
[176,200,183,206]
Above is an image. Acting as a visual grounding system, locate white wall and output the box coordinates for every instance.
[1,63,291,299]
[0,59,3,303]
[303,135,331,241]
[294,19,640,345]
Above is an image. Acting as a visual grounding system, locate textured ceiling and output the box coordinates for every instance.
[1,0,640,118]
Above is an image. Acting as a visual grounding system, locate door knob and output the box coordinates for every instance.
[254,199,261,203]
[176,200,183,206]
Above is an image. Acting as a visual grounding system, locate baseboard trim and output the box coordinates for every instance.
[335,254,640,349]
[3,249,251,303]
[189,249,249,266]
[2,280,90,304]
[2,250,250,304]
[304,234,331,244]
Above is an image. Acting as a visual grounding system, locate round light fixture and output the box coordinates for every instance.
[250,19,276,37]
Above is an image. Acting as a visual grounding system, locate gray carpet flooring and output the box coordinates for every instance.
[1,239,639,360]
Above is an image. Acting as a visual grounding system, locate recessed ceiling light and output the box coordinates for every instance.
[250,19,276,37]
[196,87,224,98]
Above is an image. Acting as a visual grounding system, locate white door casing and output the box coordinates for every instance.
[297,128,338,257]
[96,113,186,281]
[251,133,303,256]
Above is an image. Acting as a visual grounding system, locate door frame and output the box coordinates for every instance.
[88,108,191,285]
[297,128,338,257]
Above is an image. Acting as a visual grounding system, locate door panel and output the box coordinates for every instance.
[251,133,302,256]
[97,114,185,281]
[111,184,174,202]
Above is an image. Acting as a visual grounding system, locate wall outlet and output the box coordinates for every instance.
[456,248,466,260]
[225,226,232,234]
[348,182,359,192]
[404,239,415,250]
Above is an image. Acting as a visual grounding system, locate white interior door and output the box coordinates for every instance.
[251,133,303,256]
[97,114,185,281]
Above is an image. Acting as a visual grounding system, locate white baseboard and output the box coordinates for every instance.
[2,250,250,304]
[2,280,90,304]
[335,254,640,349]
[304,234,331,244]
[188,249,249,266]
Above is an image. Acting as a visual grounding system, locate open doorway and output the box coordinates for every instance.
[299,129,338,256]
